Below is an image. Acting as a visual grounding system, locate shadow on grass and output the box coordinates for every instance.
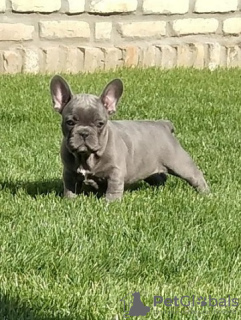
[0,179,63,197]
[0,173,167,199]
[0,293,72,320]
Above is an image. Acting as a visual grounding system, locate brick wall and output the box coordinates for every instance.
[0,0,241,73]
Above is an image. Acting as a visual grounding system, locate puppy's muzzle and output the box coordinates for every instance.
[79,132,89,139]
[77,127,91,140]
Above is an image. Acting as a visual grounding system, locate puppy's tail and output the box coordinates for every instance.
[161,120,175,134]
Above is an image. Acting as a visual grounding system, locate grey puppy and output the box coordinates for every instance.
[50,75,209,201]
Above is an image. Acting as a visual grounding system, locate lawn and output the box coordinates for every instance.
[0,67,241,320]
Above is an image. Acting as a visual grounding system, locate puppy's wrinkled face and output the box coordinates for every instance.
[50,76,123,156]
[62,94,108,154]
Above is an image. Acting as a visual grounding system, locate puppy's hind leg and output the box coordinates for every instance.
[165,146,209,194]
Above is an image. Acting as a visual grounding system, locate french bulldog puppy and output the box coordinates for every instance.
[50,76,209,202]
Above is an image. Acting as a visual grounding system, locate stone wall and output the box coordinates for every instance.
[0,0,241,73]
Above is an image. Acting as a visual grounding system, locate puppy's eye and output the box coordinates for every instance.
[97,121,105,128]
[66,120,75,126]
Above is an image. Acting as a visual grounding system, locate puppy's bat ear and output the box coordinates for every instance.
[50,75,73,113]
[100,79,123,115]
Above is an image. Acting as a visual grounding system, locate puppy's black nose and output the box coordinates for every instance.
[80,131,89,139]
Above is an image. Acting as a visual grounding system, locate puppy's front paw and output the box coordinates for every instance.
[84,179,99,190]
[64,190,78,199]
[105,192,123,202]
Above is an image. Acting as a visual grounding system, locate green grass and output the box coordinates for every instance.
[0,67,241,320]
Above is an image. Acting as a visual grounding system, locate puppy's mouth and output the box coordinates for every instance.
[68,143,100,155]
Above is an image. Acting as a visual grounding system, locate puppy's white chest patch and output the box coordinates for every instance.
[77,168,88,178]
